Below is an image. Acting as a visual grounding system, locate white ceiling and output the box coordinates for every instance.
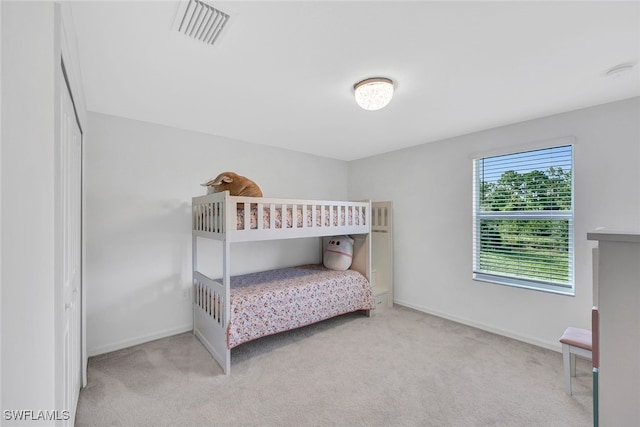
[69,1,640,161]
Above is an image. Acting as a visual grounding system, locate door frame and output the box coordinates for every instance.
[58,2,88,388]
[55,54,84,424]
[55,3,87,422]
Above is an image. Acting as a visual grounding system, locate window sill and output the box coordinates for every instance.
[473,273,575,296]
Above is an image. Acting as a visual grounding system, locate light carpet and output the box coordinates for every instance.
[76,306,592,426]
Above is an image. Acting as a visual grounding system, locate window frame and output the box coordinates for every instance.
[472,141,575,296]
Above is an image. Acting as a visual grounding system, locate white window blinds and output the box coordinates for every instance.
[473,145,574,294]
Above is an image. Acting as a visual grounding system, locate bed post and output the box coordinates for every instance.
[351,201,372,316]
[192,192,198,333]
[350,201,371,280]
[352,233,372,317]
[192,233,197,332]
[222,191,232,374]
[221,239,231,374]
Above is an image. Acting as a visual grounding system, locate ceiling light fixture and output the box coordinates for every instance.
[354,77,394,111]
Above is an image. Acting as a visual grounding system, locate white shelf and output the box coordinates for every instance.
[587,228,640,243]
[589,230,640,425]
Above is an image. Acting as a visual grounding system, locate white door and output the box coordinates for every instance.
[59,64,82,426]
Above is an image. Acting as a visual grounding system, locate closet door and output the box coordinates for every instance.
[58,61,83,426]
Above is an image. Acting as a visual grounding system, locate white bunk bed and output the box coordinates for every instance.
[192,190,374,374]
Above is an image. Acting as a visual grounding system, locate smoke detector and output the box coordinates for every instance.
[174,0,229,45]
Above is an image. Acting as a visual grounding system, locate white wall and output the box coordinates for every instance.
[1,0,57,415]
[349,97,640,350]
[85,112,349,355]
[1,0,4,415]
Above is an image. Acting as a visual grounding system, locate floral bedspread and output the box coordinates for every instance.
[227,264,374,349]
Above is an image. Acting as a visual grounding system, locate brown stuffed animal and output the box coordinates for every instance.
[201,172,263,197]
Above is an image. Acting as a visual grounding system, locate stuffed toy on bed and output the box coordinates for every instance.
[201,172,263,197]
[323,236,354,271]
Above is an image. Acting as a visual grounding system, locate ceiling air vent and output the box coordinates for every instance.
[176,0,229,45]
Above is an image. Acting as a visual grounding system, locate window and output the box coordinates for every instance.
[473,144,574,294]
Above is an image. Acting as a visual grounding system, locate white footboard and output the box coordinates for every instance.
[193,271,230,374]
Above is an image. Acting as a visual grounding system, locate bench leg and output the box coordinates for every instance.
[562,343,573,395]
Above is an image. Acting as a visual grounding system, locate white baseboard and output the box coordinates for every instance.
[88,324,193,357]
[88,303,562,356]
[393,299,561,353]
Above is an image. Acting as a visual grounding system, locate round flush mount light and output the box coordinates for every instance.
[605,63,636,79]
[354,77,394,111]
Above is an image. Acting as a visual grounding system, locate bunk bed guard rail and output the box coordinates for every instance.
[192,191,370,242]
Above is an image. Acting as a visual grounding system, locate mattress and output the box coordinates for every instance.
[227,264,374,349]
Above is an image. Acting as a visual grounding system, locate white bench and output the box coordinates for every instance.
[559,326,592,395]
